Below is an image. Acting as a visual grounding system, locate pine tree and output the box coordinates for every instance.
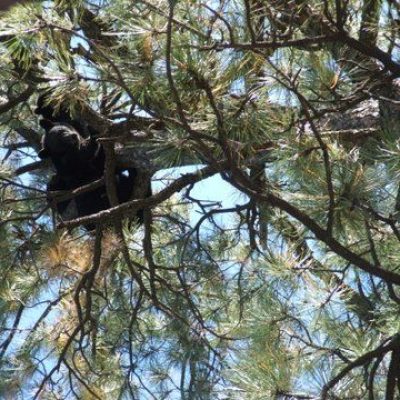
[1,0,400,399]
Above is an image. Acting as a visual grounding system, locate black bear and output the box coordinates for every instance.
[36,94,147,230]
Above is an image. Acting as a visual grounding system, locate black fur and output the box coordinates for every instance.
[35,93,98,138]
[37,96,147,230]
[39,122,104,182]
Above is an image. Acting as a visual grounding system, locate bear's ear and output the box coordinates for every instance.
[39,119,55,131]
[38,148,49,159]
